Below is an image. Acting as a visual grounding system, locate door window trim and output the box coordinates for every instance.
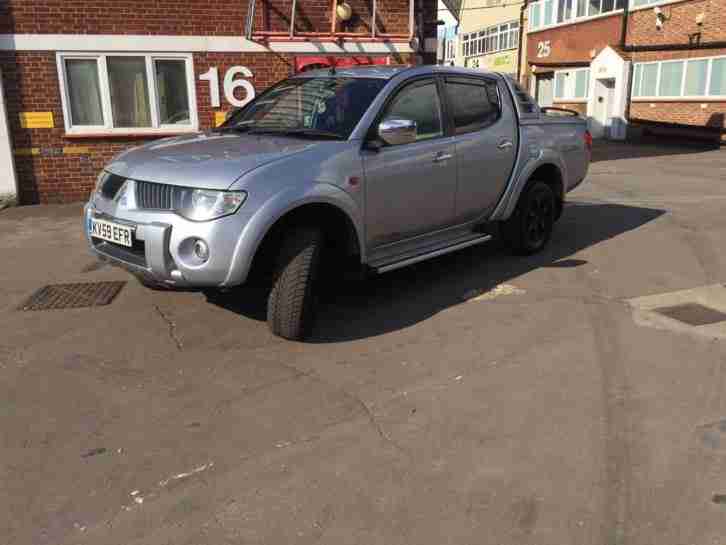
[364,76,448,149]
[442,75,503,136]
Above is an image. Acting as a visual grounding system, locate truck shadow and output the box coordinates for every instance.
[208,201,664,342]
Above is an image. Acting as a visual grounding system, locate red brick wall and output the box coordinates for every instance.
[0,51,297,203]
[1,0,421,36]
[626,0,726,47]
[628,48,726,135]
[526,13,623,65]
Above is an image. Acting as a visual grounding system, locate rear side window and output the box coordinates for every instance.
[382,80,443,142]
[444,78,501,134]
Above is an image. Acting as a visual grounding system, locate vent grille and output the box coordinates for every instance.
[101,173,127,200]
[136,181,177,210]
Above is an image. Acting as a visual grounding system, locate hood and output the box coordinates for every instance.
[105,132,323,190]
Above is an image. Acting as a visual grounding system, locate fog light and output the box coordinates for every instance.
[193,239,209,262]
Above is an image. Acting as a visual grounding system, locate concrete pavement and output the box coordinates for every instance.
[2,141,726,545]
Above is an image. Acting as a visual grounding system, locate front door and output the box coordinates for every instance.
[443,75,517,223]
[0,69,17,198]
[535,73,554,107]
[592,78,615,138]
[362,78,457,248]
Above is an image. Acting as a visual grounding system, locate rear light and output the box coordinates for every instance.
[584,130,593,152]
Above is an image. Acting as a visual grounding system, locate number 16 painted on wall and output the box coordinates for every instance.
[199,66,256,108]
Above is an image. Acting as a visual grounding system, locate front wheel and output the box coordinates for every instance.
[501,181,556,255]
[266,227,323,341]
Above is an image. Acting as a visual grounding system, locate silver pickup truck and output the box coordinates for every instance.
[84,65,591,340]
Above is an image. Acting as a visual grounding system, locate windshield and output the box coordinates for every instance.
[221,77,387,139]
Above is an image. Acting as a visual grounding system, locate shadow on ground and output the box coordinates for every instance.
[208,201,664,342]
[591,139,720,163]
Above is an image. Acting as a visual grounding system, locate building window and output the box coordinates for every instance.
[554,68,590,100]
[632,55,726,99]
[461,21,519,59]
[529,0,623,31]
[57,52,197,134]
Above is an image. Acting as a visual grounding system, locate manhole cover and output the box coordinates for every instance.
[654,303,726,326]
[19,281,126,311]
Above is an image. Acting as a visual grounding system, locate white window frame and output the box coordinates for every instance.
[631,54,726,101]
[528,0,623,33]
[461,20,519,59]
[629,0,687,12]
[56,51,199,136]
[553,67,590,102]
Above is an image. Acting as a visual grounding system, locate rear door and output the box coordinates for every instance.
[443,75,517,224]
[362,77,457,248]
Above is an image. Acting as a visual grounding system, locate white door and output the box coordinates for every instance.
[592,78,615,139]
[0,69,18,198]
[535,74,554,107]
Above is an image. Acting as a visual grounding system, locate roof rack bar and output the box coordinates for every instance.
[372,0,377,38]
[244,0,256,39]
[290,0,297,38]
[409,0,415,39]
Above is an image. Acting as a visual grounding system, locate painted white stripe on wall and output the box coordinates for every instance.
[0,68,18,197]
[0,34,414,54]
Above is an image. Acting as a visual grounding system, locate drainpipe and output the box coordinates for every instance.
[516,0,527,82]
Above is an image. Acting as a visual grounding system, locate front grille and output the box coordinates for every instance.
[136,181,177,210]
[101,172,127,200]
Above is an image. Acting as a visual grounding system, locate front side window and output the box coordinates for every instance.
[382,80,443,143]
[445,79,501,134]
[59,53,196,133]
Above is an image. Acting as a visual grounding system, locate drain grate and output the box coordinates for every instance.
[19,281,126,311]
[654,302,726,326]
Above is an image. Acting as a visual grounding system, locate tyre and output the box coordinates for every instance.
[501,181,556,255]
[267,227,323,340]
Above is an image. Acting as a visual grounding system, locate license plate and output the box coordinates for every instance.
[88,217,134,248]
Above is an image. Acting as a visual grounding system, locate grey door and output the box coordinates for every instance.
[536,73,554,107]
[443,76,517,224]
[362,78,457,248]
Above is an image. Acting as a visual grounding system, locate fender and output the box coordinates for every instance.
[488,148,569,222]
[224,183,364,286]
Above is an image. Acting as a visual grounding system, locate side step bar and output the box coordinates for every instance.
[374,234,492,274]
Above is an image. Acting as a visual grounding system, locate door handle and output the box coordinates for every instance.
[433,152,453,163]
[497,140,513,151]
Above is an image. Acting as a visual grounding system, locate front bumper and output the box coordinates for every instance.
[84,199,245,288]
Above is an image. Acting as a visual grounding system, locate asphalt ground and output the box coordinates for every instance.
[2,141,726,545]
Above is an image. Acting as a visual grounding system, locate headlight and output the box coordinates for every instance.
[177,189,247,221]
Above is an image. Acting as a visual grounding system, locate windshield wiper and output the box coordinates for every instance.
[247,127,344,140]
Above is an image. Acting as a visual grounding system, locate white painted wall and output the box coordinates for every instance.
[0,68,18,198]
[586,46,630,140]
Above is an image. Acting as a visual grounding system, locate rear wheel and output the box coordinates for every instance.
[266,227,323,341]
[501,181,555,255]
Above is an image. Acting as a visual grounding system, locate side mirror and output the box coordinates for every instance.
[378,118,417,146]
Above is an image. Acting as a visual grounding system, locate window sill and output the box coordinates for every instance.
[64,129,199,139]
[527,9,623,35]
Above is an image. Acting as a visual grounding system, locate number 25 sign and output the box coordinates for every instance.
[199,66,256,108]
